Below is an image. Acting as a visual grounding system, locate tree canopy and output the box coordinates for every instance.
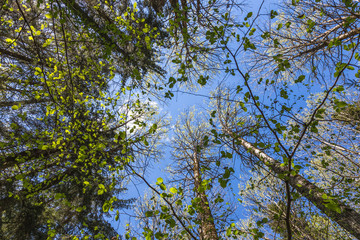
[1,0,360,239]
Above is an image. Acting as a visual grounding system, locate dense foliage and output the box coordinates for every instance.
[1,0,360,239]
[0,0,164,238]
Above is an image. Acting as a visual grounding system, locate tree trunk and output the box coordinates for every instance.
[236,137,360,239]
[193,151,219,240]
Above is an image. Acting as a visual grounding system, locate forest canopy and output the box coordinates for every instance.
[0,0,360,239]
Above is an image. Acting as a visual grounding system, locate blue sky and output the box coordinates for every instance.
[112,0,281,235]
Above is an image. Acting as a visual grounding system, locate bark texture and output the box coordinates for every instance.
[236,137,360,239]
[193,151,219,240]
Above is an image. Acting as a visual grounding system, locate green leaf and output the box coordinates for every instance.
[169,187,177,194]
[245,12,253,20]
[226,226,232,236]
[335,101,347,108]
[145,211,153,217]
[102,202,110,212]
[310,126,318,133]
[295,75,305,83]
[55,193,64,200]
[156,177,163,184]
[159,183,166,191]
[15,174,25,180]
[167,218,176,228]
[223,169,231,178]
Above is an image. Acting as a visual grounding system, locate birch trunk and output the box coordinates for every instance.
[236,137,360,239]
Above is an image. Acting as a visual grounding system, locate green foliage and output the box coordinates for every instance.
[148,0,360,239]
[0,0,165,238]
[2,0,360,239]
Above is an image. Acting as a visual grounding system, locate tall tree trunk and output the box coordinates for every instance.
[234,136,360,239]
[193,151,219,240]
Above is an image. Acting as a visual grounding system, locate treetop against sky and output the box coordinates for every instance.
[1,0,360,239]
